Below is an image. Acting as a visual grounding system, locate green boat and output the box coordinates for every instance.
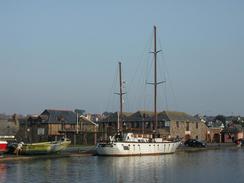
[19,138,71,155]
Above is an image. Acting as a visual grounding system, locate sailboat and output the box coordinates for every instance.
[96,26,181,156]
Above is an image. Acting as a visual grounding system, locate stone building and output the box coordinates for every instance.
[167,111,209,141]
[207,127,222,143]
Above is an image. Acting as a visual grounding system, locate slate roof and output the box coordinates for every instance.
[40,109,77,124]
[99,112,133,122]
[160,111,198,122]
[127,111,154,122]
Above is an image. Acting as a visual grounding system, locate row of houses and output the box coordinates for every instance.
[1,109,244,145]
[99,110,210,141]
[16,109,99,145]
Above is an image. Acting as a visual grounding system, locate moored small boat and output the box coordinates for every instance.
[17,138,71,155]
[0,140,8,154]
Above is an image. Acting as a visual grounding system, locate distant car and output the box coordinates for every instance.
[7,141,18,154]
[184,139,207,148]
[234,139,244,145]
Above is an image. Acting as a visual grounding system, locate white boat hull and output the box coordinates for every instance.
[96,141,181,156]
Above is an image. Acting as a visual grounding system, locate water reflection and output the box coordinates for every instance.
[96,155,176,183]
[0,164,7,182]
[1,149,244,183]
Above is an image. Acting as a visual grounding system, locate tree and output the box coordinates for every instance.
[215,115,226,127]
[102,112,113,117]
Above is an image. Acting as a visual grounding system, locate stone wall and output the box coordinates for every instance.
[170,120,209,141]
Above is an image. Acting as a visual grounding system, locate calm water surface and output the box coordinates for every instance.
[1,148,244,183]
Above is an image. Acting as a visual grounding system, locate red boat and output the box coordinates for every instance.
[0,141,8,154]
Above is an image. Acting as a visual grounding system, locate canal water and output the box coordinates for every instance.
[1,148,244,183]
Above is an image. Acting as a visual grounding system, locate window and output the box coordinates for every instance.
[64,124,71,129]
[123,122,126,128]
[165,121,170,127]
[158,121,165,128]
[136,122,140,128]
[186,122,189,131]
[196,135,198,140]
[196,122,198,129]
[145,122,150,129]
[176,121,179,128]
[37,128,45,135]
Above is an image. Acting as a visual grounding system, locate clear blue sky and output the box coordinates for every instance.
[0,0,244,116]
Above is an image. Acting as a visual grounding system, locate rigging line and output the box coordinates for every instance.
[158,48,169,111]
[163,79,169,111]
[134,56,147,112]
[127,30,153,112]
[120,60,129,113]
[118,56,129,112]
[157,30,174,112]
[158,37,179,111]
[105,64,119,113]
[162,61,169,111]
[142,30,154,112]
[143,29,158,112]
[143,56,151,112]
[127,32,153,92]
[157,30,166,83]
[157,59,167,111]
[112,65,119,112]
[124,82,129,112]
[133,53,150,112]
[156,37,168,112]
[144,56,154,111]
[120,56,129,112]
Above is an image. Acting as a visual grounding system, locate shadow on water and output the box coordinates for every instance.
[1,148,244,183]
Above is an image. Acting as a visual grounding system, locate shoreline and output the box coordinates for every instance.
[176,143,237,152]
[0,143,239,162]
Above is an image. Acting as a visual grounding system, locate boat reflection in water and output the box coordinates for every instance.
[96,155,176,183]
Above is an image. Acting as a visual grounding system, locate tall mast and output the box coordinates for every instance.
[153,26,157,133]
[115,62,125,132]
[152,26,163,135]
[119,62,123,132]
